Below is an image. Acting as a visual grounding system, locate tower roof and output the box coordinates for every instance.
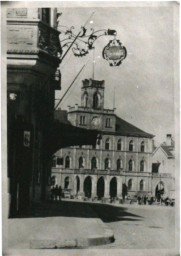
[82,79,105,89]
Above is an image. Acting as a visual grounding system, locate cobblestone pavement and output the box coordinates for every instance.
[91,204,175,249]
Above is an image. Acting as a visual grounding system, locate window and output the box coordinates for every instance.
[117,139,122,150]
[141,141,145,152]
[140,160,145,172]
[79,157,84,168]
[91,157,97,169]
[65,156,70,168]
[93,93,100,109]
[105,118,111,128]
[83,93,88,107]
[117,159,123,170]
[41,8,50,25]
[80,116,86,125]
[140,180,144,191]
[128,179,132,191]
[64,177,69,189]
[129,140,133,151]
[128,160,134,171]
[104,158,110,170]
[105,138,110,150]
[57,157,63,165]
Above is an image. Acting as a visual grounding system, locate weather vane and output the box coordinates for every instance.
[57,12,127,67]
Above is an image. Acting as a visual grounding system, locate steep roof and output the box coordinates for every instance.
[113,115,154,138]
[160,145,174,158]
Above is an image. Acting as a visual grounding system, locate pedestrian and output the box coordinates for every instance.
[50,186,54,201]
[54,185,59,201]
[58,185,62,201]
[144,195,147,205]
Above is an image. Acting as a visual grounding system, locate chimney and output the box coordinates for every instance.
[166,134,172,146]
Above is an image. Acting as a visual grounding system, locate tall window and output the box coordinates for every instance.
[105,158,110,169]
[141,141,145,152]
[128,179,132,191]
[105,138,110,150]
[83,93,88,107]
[93,93,99,109]
[129,140,133,151]
[91,157,97,169]
[105,118,111,128]
[117,139,122,150]
[41,8,50,25]
[79,157,84,168]
[128,160,134,171]
[140,180,144,191]
[80,116,86,125]
[140,160,145,172]
[65,156,70,168]
[117,159,123,170]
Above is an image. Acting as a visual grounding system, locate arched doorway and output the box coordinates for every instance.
[84,176,92,198]
[155,181,164,201]
[97,177,105,199]
[110,177,117,198]
[122,183,128,200]
[76,176,80,194]
[64,177,69,189]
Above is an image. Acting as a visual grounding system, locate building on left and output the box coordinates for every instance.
[7,7,99,217]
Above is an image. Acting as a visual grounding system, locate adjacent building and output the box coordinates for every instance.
[152,134,175,199]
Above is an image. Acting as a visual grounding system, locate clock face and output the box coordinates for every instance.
[91,116,101,128]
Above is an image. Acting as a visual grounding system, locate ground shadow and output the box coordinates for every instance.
[12,200,143,223]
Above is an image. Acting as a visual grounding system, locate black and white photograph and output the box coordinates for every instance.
[1,1,180,255]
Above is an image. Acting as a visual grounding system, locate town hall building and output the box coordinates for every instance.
[52,78,162,200]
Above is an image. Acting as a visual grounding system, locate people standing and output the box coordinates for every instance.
[58,185,62,201]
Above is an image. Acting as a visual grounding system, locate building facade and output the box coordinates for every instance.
[151,134,175,199]
[7,7,62,216]
[52,78,160,199]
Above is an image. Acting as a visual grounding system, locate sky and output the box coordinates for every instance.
[55,4,177,146]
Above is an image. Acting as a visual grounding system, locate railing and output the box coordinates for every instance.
[68,105,115,114]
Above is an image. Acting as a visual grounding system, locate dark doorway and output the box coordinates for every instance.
[110,177,117,198]
[84,176,92,198]
[76,176,80,194]
[97,177,105,199]
[155,182,164,201]
[64,177,69,189]
[122,183,128,201]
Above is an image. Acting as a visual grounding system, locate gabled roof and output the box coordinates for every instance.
[160,145,174,158]
[114,115,154,138]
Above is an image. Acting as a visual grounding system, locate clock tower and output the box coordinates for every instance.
[81,79,105,110]
[68,78,116,132]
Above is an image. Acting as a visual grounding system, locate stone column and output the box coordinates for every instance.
[92,176,97,198]
[78,175,84,197]
[104,177,110,198]
[117,177,123,197]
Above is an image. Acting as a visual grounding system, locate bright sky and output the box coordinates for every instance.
[55,4,177,146]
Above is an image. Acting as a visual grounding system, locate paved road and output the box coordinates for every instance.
[90,204,175,249]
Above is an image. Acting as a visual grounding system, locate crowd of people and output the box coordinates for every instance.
[50,185,62,201]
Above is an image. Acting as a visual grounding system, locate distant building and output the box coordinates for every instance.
[152,134,175,199]
[52,78,157,199]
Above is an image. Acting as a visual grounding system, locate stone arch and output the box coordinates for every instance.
[91,156,98,169]
[76,176,80,194]
[78,156,85,168]
[65,156,71,168]
[84,176,92,198]
[110,177,117,198]
[83,92,88,107]
[129,140,134,151]
[155,181,165,200]
[97,176,105,199]
[64,176,70,189]
[93,92,101,109]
